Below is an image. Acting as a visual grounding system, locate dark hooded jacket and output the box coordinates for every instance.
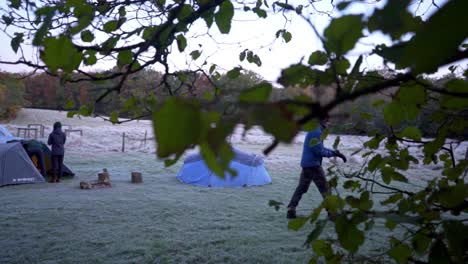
[48,127,66,155]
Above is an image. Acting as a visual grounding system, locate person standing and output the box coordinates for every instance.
[47,122,66,183]
[287,118,347,219]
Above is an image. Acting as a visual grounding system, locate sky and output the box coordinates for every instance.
[0,0,460,82]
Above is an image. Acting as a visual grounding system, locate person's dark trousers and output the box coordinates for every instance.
[288,166,330,209]
[28,150,46,176]
[51,155,64,182]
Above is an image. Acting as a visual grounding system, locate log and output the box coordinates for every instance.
[98,171,110,183]
[131,172,143,183]
[80,181,92,189]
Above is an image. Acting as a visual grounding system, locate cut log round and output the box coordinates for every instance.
[98,172,110,183]
[131,172,143,183]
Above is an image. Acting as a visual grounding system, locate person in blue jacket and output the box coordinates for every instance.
[287,118,347,219]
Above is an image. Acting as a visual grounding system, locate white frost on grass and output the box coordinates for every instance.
[4,108,466,169]
[0,108,467,263]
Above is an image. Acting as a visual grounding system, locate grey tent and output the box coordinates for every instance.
[0,142,45,186]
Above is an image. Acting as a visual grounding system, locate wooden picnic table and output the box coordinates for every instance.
[17,127,38,139]
[27,124,45,137]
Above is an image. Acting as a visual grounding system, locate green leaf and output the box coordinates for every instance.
[110,111,119,124]
[337,2,351,10]
[441,79,468,110]
[443,221,468,262]
[103,20,119,33]
[400,126,422,141]
[367,154,382,171]
[282,31,292,43]
[239,83,272,103]
[253,7,267,18]
[11,33,24,53]
[335,215,364,252]
[360,112,372,120]
[250,104,298,143]
[71,2,94,34]
[381,193,403,206]
[176,35,187,52]
[288,217,308,231]
[84,50,97,65]
[190,50,201,60]
[227,67,241,79]
[428,240,450,264]
[324,15,363,56]
[2,15,13,26]
[364,135,384,149]
[398,83,426,105]
[119,6,126,17]
[308,51,328,66]
[304,220,327,246]
[383,102,404,126]
[177,4,193,21]
[79,104,94,116]
[349,55,363,76]
[385,219,397,230]
[368,0,421,40]
[41,35,83,73]
[343,180,360,191]
[274,2,294,10]
[412,232,432,255]
[388,243,412,263]
[332,136,340,149]
[202,8,214,28]
[209,64,216,74]
[9,0,21,9]
[335,58,350,75]
[117,50,133,68]
[323,195,344,213]
[433,183,467,209]
[312,240,333,258]
[64,100,75,109]
[67,111,78,118]
[377,0,468,74]
[382,167,408,183]
[32,6,55,46]
[372,99,386,108]
[278,64,316,87]
[268,200,283,211]
[215,0,234,34]
[80,30,94,42]
[308,138,319,147]
[239,50,246,61]
[153,98,201,158]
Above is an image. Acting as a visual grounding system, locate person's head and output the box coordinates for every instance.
[319,117,330,129]
[53,122,62,130]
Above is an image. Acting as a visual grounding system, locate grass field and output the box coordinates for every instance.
[0,145,327,264]
[1,109,466,263]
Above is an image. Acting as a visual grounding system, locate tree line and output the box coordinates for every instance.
[1,69,465,138]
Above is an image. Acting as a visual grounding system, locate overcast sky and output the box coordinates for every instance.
[0,0,460,82]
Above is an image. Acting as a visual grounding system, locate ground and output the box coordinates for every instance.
[0,109,466,263]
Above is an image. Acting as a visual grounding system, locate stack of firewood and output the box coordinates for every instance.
[79,169,112,190]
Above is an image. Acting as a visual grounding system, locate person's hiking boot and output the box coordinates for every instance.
[287,207,297,219]
[49,176,56,183]
[55,177,60,183]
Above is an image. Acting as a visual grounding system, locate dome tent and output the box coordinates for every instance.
[0,142,45,186]
[177,147,271,187]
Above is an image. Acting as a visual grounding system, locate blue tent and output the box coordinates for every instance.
[177,148,271,187]
[0,125,22,143]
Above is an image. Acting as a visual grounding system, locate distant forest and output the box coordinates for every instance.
[0,69,466,138]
